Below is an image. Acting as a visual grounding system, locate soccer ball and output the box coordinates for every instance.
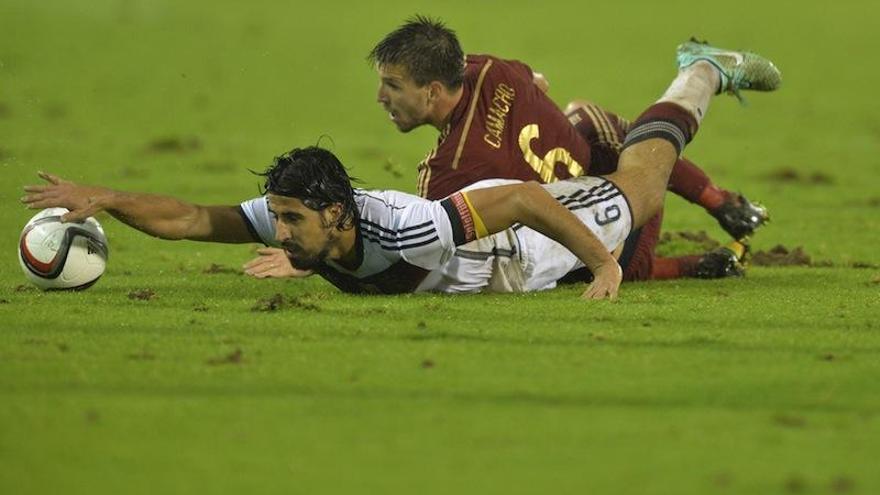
[18,208,109,290]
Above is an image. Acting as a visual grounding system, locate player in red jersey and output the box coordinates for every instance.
[368,17,767,281]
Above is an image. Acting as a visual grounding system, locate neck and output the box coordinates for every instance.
[428,85,464,132]
[331,226,360,270]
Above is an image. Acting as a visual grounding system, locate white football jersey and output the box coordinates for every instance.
[239,176,631,294]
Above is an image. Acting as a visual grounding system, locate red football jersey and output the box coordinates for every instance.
[417,54,591,200]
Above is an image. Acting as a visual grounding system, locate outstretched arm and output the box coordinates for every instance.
[462,181,622,300]
[22,172,256,243]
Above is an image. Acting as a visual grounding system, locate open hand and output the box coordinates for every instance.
[21,172,109,222]
[243,247,313,279]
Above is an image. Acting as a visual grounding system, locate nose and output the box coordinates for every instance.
[377,85,388,104]
[274,220,289,243]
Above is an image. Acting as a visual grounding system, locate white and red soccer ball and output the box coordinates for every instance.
[18,208,109,290]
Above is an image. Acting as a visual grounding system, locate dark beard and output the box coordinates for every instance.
[283,242,330,271]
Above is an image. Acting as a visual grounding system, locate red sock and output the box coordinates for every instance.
[668,157,722,208]
[650,255,702,280]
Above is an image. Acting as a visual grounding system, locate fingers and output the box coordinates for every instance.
[243,254,285,278]
[60,206,97,223]
[256,247,285,256]
[37,171,63,185]
[580,282,619,301]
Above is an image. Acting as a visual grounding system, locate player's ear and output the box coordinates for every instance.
[427,81,445,102]
[324,203,344,228]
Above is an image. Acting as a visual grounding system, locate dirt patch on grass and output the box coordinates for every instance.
[772,413,806,428]
[144,136,202,154]
[785,475,808,493]
[830,476,855,493]
[867,197,880,207]
[851,261,880,269]
[251,293,320,312]
[764,167,835,185]
[193,304,209,312]
[14,284,36,293]
[0,298,9,304]
[128,288,156,301]
[203,263,238,275]
[127,350,156,361]
[44,102,68,120]
[751,245,813,267]
[421,359,435,369]
[207,348,243,365]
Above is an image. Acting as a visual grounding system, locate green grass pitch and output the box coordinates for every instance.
[1,1,879,493]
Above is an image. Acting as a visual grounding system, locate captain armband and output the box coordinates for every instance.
[440,191,489,246]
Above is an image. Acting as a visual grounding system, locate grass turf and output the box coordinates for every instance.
[1,0,879,493]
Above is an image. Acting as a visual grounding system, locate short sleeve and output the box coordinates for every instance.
[387,199,459,271]
[238,196,280,247]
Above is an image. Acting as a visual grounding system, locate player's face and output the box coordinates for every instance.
[376,64,431,132]
[267,194,337,270]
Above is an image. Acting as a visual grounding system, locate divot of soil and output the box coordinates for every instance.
[751,245,812,267]
[0,298,9,304]
[57,343,69,353]
[417,321,427,330]
[193,304,209,312]
[14,284,35,293]
[43,102,67,120]
[128,288,156,301]
[764,167,835,185]
[851,261,879,269]
[127,350,156,361]
[772,413,806,428]
[421,359,435,369]
[784,475,808,493]
[85,409,100,424]
[207,348,243,365]
[144,136,202,154]
[830,476,855,493]
[203,263,238,274]
[867,197,880,207]
[383,160,404,178]
[821,353,837,361]
[251,293,320,312]
[870,275,880,285]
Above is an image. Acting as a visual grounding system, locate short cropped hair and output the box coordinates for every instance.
[260,146,358,230]
[367,15,465,89]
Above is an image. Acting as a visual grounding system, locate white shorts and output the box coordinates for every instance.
[417,176,633,293]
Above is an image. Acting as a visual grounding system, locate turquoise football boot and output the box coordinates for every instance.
[677,38,782,104]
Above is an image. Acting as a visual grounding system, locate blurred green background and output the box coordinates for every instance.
[1,1,879,494]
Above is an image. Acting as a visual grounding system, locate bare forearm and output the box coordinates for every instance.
[100,189,206,240]
[513,183,616,272]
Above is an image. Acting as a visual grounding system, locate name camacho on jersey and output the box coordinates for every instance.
[417,54,592,200]
[239,189,489,295]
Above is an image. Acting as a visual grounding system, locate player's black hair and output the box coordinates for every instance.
[260,146,358,230]
[367,15,465,89]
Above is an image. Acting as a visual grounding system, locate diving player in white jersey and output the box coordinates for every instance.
[21,44,781,300]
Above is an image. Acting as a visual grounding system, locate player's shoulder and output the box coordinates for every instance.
[467,53,533,80]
